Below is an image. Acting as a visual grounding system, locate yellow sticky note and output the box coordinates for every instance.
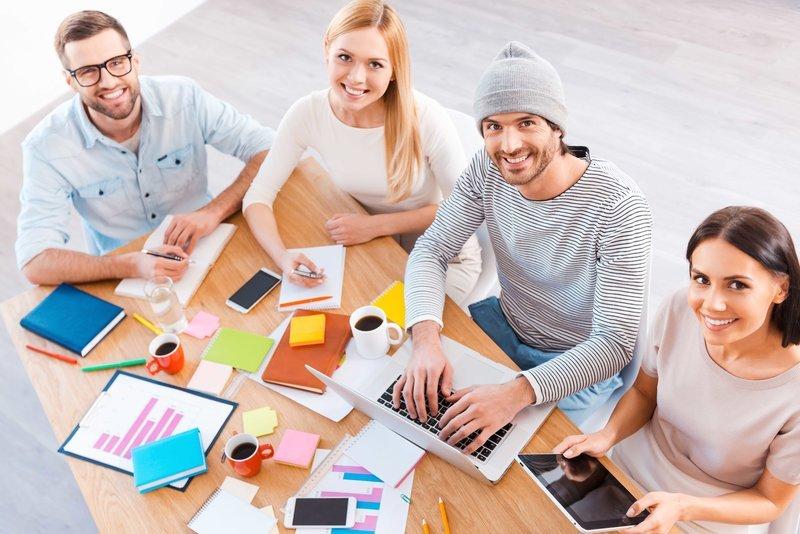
[243,406,279,437]
[289,314,326,347]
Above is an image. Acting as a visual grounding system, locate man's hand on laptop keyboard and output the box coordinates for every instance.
[438,377,535,455]
[393,320,454,422]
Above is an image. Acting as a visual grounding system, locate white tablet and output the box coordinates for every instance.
[516,453,649,533]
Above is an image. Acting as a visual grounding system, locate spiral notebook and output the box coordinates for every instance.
[371,280,405,329]
[278,245,345,311]
[188,488,277,533]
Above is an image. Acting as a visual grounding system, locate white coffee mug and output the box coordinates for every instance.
[349,305,403,359]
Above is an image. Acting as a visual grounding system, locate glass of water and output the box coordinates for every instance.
[144,276,187,333]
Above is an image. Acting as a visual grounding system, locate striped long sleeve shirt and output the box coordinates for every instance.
[405,147,653,404]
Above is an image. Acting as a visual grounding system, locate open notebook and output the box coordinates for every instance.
[278,245,345,311]
[115,215,236,306]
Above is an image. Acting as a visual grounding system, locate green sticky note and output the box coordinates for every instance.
[243,406,279,437]
[202,327,274,373]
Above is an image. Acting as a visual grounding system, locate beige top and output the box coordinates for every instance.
[636,287,800,489]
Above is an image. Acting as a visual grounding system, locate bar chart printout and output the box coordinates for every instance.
[303,453,413,534]
[60,372,235,489]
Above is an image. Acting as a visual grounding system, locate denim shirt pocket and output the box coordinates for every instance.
[74,176,132,219]
[156,144,194,192]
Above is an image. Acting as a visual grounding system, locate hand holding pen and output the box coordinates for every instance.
[130,245,192,281]
[280,251,325,288]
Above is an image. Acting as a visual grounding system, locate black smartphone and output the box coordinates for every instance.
[225,267,282,313]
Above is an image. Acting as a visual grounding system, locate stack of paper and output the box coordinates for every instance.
[187,360,233,396]
[184,311,220,339]
[242,406,278,437]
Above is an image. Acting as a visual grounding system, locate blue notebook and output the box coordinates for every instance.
[20,284,126,357]
[132,428,207,494]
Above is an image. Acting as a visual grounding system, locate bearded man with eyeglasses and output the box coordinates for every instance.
[16,10,275,285]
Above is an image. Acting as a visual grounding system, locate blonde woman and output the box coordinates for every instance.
[243,0,481,303]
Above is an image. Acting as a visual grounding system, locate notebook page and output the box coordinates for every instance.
[114,215,236,306]
[188,489,276,533]
[278,245,345,310]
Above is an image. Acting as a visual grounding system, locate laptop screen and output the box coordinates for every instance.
[518,453,648,531]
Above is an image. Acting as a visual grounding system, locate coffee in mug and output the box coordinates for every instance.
[224,432,274,478]
[349,305,403,359]
[146,333,185,375]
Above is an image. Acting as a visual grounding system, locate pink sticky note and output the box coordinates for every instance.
[184,311,220,339]
[187,360,232,395]
[273,429,320,468]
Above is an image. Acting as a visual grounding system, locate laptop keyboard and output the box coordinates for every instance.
[376,376,513,462]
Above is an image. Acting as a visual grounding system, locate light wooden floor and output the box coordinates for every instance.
[1,0,798,531]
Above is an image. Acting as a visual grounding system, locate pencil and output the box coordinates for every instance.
[422,518,430,534]
[132,313,163,335]
[439,496,451,534]
[25,344,78,364]
[82,358,147,372]
[280,295,333,307]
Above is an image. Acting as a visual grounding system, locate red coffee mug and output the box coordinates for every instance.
[225,432,274,478]
[146,333,185,375]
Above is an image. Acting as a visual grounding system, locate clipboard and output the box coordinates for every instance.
[58,371,237,492]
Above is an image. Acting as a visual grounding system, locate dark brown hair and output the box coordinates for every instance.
[54,11,130,67]
[686,206,800,347]
[544,118,570,155]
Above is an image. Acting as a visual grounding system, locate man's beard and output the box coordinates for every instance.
[85,83,140,120]
[494,136,558,187]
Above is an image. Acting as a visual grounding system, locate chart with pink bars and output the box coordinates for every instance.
[61,372,234,489]
[304,453,414,534]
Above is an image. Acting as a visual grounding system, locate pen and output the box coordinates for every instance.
[141,249,195,264]
[132,313,163,335]
[82,358,147,372]
[26,344,78,364]
[422,518,430,534]
[439,496,452,534]
[280,295,333,308]
[292,267,324,279]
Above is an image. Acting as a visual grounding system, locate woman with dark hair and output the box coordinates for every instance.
[555,206,800,533]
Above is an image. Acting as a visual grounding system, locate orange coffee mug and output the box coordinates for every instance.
[146,333,185,375]
[224,432,274,478]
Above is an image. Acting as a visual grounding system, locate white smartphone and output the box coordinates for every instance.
[283,497,356,529]
[225,267,282,313]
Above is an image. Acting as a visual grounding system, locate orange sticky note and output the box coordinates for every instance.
[289,314,326,347]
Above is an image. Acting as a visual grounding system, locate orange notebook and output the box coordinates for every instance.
[261,310,352,394]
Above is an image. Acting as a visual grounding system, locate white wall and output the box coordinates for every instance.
[0,1,205,134]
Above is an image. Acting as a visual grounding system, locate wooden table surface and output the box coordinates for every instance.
[1,158,647,533]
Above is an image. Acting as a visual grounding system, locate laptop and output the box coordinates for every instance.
[306,335,554,484]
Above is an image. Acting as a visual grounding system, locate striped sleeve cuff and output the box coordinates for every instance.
[406,314,444,333]
[516,371,545,406]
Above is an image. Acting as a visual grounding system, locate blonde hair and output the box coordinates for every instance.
[325,0,422,202]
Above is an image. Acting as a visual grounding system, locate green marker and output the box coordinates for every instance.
[82,358,147,372]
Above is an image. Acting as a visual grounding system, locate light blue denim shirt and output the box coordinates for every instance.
[16,75,274,269]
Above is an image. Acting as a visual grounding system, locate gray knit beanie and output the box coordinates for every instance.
[473,41,567,136]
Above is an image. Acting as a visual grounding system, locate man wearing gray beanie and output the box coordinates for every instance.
[396,42,653,453]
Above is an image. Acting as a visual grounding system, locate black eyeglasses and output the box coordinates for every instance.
[66,50,133,87]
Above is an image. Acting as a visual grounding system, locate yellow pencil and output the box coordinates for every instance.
[422,518,430,534]
[132,312,162,335]
[438,496,451,534]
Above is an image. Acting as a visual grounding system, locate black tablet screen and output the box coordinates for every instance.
[518,453,648,531]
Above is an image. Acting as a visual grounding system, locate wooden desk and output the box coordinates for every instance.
[1,159,645,532]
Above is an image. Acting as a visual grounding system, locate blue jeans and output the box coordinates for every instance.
[468,297,622,426]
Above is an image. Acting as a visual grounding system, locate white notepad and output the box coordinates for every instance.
[346,420,425,488]
[114,215,236,306]
[188,488,277,533]
[278,244,346,311]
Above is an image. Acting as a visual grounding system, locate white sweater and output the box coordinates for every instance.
[243,89,476,252]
